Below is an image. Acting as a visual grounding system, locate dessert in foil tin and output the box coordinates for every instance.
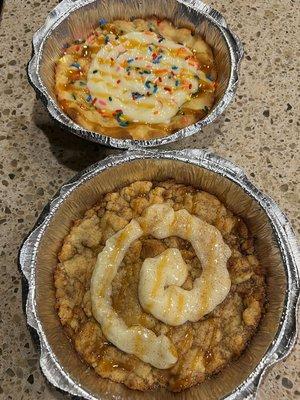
[54,180,266,392]
[55,18,216,140]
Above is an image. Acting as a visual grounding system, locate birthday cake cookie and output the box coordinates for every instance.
[55,18,217,140]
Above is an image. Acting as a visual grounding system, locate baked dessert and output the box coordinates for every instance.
[54,180,266,392]
[55,18,217,140]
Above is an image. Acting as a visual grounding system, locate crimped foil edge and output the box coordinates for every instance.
[27,0,243,149]
[19,149,299,400]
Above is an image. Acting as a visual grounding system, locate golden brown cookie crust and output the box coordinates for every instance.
[54,180,266,392]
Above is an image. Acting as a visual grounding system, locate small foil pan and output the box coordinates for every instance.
[27,0,243,148]
[19,149,299,400]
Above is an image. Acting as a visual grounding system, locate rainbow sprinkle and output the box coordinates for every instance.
[132,92,144,100]
[99,18,107,26]
[97,99,107,106]
[114,111,129,127]
[153,54,163,64]
[70,62,81,69]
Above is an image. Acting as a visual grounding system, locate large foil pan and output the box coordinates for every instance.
[19,149,299,399]
[27,0,243,148]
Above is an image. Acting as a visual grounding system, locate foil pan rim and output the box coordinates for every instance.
[27,0,243,149]
[19,149,300,400]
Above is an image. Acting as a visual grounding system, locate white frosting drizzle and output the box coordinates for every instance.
[91,204,231,369]
[90,219,177,369]
[87,31,209,124]
[138,204,232,326]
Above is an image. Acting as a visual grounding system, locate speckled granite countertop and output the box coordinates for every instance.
[0,0,299,399]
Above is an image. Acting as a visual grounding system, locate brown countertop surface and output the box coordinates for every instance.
[0,0,299,398]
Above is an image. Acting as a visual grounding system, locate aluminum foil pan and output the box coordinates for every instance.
[27,0,243,148]
[19,149,299,400]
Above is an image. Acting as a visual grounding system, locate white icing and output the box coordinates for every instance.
[87,31,207,124]
[138,204,232,326]
[90,219,177,369]
[91,204,231,369]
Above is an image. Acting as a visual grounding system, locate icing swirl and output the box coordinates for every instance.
[90,204,231,369]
